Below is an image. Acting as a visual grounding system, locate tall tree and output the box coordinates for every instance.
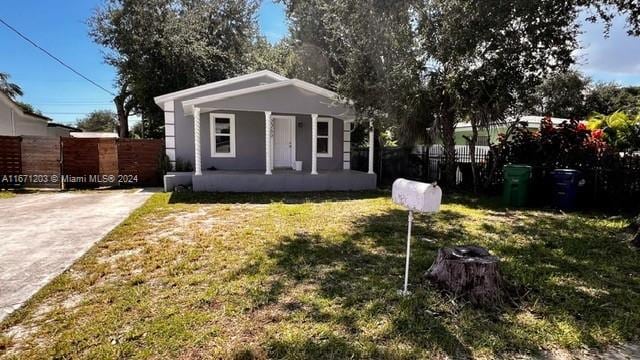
[76,110,118,132]
[585,83,640,116]
[417,0,640,188]
[281,0,425,143]
[0,72,23,99]
[90,0,259,138]
[526,71,591,119]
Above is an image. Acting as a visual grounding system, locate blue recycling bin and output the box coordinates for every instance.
[550,169,581,210]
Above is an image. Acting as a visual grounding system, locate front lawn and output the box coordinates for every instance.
[1,192,638,359]
[0,191,15,199]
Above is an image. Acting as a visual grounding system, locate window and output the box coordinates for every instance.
[210,113,236,157]
[316,117,333,158]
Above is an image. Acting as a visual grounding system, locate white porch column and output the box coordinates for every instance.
[368,119,375,174]
[265,111,272,175]
[193,106,202,176]
[311,113,318,175]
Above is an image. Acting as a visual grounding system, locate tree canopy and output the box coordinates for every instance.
[76,110,118,132]
[90,0,260,138]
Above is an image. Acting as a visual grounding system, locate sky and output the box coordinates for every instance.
[0,1,639,126]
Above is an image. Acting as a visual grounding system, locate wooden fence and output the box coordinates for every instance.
[0,136,164,189]
[22,136,60,188]
[0,136,21,181]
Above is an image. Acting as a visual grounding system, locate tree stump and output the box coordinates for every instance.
[425,246,503,306]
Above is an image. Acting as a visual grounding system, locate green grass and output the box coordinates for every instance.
[1,191,638,359]
[0,191,15,199]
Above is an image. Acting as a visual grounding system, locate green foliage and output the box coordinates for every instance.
[281,0,425,143]
[15,101,43,116]
[586,111,640,152]
[491,117,613,170]
[247,36,300,77]
[526,71,591,119]
[89,0,260,138]
[584,84,640,116]
[75,110,118,132]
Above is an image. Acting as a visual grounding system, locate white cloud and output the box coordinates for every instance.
[576,15,640,84]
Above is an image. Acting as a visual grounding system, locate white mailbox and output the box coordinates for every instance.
[391,178,442,296]
[392,178,442,213]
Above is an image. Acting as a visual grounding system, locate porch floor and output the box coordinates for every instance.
[188,169,376,192]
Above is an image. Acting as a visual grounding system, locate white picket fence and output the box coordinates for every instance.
[416,144,491,184]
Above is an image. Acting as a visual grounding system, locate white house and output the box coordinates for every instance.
[0,92,51,136]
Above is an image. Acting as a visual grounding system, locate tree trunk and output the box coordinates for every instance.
[439,111,457,187]
[425,246,503,307]
[464,119,479,194]
[115,96,129,138]
[114,83,133,139]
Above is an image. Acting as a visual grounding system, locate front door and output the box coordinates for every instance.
[273,116,293,168]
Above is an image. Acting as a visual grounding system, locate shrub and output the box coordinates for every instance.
[585,111,640,153]
[490,117,612,171]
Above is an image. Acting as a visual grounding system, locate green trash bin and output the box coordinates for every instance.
[503,165,532,207]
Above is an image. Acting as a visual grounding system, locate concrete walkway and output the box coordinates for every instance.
[0,189,154,321]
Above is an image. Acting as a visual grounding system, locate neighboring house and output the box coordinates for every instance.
[0,91,51,136]
[47,123,80,137]
[452,115,570,145]
[154,70,376,192]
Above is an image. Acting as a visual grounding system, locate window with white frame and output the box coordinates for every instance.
[316,117,333,157]
[210,113,236,157]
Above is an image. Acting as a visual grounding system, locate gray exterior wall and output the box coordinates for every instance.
[188,85,354,119]
[172,109,344,171]
[295,114,343,171]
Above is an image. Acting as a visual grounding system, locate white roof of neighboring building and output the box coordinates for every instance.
[153,70,288,105]
[70,132,118,138]
[456,115,570,129]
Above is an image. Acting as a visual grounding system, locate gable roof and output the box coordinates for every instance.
[153,70,288,105]
[0,92,51,122]
[182,79,345,112]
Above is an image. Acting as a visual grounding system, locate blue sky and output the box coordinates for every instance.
[0,1,638,125]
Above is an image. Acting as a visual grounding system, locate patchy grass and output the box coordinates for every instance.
[1,191,638,359]
[0,191,15,199]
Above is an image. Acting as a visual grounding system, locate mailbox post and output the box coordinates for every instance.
[392,178,442,296]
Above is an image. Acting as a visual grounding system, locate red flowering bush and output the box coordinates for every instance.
[489,117,614,171]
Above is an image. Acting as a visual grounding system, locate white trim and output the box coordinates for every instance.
[270,115,297,169]
[154,70,288,105]
[209,113,236,158]
[166,149,176,161]
[368,119,375,175]
[182,79,348,112]
[311,114,318,175]
[316,117,333,158]
[194,107,202,176]
[265,111,272,175]
[165,124,175,136]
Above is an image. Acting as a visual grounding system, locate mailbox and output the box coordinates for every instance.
[392,178,442,213]
[392,178,442,296]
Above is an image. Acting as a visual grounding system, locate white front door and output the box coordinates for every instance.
[272,116,294,168]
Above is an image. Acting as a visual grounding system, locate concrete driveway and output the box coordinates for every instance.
[0,189,154,321]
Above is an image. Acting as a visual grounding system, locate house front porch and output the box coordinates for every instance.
[164,169,376,192]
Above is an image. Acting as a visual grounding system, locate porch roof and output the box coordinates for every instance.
[182,79,355,121]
